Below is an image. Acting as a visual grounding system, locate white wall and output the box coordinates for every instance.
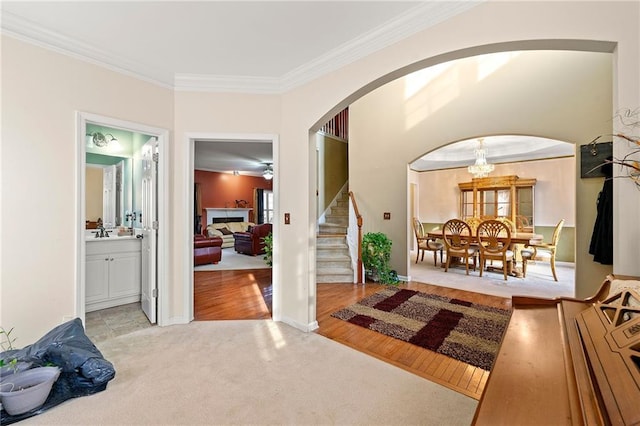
[1,37,174,343]
[2,1,639,343]
[416,157,576,227]
[350,48,613,289]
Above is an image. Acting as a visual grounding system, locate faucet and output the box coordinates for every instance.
[95,226,110,238]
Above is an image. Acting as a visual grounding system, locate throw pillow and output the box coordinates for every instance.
[207,228,223,237]
[219,227,233,235]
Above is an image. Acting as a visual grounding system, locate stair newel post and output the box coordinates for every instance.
[357,215,363,284]
[349,191,364,284]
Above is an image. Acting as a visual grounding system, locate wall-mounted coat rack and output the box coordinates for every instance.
[580,139,612,178]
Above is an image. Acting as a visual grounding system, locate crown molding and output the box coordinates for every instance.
[175,1,481,93]
[2,2,481,94]
[174,74,283,94]
[279,1,482,92]
[1,11,174,89]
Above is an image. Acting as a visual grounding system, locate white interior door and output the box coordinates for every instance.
[102,165,116,227]
[140,137,157,323]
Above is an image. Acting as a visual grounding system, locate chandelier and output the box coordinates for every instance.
[467,138,495,178]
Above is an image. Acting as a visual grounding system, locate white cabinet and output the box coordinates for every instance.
[86,238,141,312]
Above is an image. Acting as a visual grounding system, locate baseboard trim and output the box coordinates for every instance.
[281,316,319,332]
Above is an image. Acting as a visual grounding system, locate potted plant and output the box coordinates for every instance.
[0,327,60,416]
[362,232,399,285]
[0,327,31,378]
[262,231,273,266]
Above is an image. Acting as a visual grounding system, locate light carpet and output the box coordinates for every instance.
[194,248,269,271]
[22,321,476,425]
[410,252,575,300]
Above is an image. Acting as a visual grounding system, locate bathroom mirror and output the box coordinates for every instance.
[86,153,132,228]
[85,125,145,229]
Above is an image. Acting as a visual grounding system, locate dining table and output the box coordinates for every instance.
[425,229,544,277]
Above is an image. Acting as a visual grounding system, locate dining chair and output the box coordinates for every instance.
[412,218,443,266]
[464,217,482,235]
[515,215,531,231]
[442,219,477,275]
[476,219,514,281]
[521,219,565,281]
[495,217,516,232]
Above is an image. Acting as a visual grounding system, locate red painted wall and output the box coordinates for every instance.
[195,170,272,224]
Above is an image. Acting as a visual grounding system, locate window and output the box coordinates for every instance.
[262,190,274,224]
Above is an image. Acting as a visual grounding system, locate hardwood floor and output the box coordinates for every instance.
[315,281,511,400]
[193,270,511,400]
[194,269,272,320]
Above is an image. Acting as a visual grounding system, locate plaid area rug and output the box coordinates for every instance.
[331,287,511,371]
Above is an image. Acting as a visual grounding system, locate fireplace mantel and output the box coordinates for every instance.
[205,208,252,223]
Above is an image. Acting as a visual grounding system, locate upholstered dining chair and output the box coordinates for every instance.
[476,219,514,281]
[521,219,565,281]
[412,218,443,266]
[442,219,477,275]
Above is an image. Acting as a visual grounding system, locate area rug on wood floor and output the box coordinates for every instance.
[331,287,511,370]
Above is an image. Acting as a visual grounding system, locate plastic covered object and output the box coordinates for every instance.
[0,318,115,424]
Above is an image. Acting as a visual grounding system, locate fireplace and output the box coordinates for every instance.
[212,217,243,224]
[205,208,251,223]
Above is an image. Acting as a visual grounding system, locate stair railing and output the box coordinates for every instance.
[348,191,363,283]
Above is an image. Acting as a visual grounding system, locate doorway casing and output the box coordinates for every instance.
[185,133,280,322]
[75,111,170,326]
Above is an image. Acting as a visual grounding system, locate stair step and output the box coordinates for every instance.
[317,267,354,283]
[330,206,348,215]
[317,257,351,268]
[317,188,353,284]
[323,220,348,228]
[317,235,346,245]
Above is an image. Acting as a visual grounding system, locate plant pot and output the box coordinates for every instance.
[0,361,32,378]
[0,366,60,415]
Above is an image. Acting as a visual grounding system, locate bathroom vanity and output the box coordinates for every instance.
[86,234,141,312]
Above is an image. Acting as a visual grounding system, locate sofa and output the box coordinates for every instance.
[194,235,223,266]
[233,223,272,256]
[205,221,255,248]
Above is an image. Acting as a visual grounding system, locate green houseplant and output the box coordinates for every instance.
[0,326,61,416]
[362,232,399,285]
[262,232,273,266]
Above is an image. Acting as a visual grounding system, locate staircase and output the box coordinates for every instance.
[317,191,354,283]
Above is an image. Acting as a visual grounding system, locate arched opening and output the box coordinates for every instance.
[409,134,576,299]
[309,44,612,310]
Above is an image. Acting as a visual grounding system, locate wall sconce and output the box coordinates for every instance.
[263,163,273,180]
[87,132,117,148]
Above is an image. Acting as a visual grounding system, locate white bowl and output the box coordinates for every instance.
[0,367,60,415]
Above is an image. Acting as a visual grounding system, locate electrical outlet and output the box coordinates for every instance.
[384,212,391,220]
[284,213,290,224]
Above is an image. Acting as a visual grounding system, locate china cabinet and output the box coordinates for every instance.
[459,175,536,231]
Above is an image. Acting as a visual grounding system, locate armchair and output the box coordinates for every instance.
[194,234,223,266]
[233,223,272,256]
[521,219,564,281]
[412,217,443,266]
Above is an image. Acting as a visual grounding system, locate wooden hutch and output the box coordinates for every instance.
[458,175,536,231]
